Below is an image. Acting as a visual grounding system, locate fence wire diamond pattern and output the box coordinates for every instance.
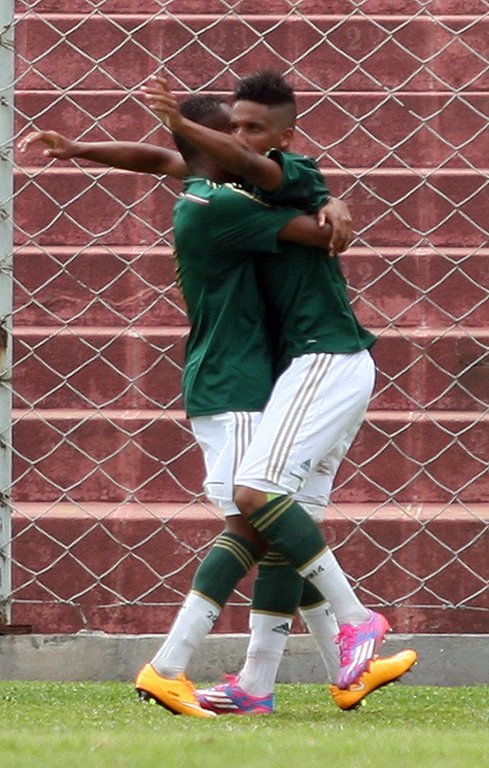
[0,0,487,634]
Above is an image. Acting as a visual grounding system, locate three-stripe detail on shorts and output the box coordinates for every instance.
[266,354,333,485]
[232,411,256,484]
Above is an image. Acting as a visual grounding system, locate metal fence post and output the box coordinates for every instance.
[0,1,15,626]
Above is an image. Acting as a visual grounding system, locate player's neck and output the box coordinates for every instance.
[188,157,236,184]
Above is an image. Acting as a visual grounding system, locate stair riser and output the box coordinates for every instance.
[12,330,488,412]
[14,168,487,248]
[13,249,488,328]
[16,91,487,170]
[15,15,488,94]
[13,332,186,411]
[12,414,488,503]
[11,512,489,634]
[13,2,482,15]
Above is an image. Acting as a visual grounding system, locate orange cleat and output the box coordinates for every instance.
[135,663,217,718]
[330,649,418,711]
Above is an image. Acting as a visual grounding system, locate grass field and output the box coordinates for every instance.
[1,681,488,768]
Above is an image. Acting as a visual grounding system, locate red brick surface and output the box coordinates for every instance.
[10,5,489,635]
[12,410,488,504]
[14,167,487,247]
[15,91,488,170]
[11,503,489,634]
[14,15,489,93]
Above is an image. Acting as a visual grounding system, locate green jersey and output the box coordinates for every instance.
[173,176,301,417]
[258,149,329,214]
[249,150,376,370]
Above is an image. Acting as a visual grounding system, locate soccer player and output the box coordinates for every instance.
[137,72,416,715]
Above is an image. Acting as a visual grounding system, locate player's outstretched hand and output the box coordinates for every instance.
[17,130,78,160]
[317,197,353,256]
[140,75,182,132]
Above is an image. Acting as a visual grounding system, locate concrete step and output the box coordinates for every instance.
[16,90,488,170]
[15,14,488,95]
[12,326,489,412]
[12,409,488,504]
[10,501,489,634]
[15,165,487,249]
[13,246,489,328]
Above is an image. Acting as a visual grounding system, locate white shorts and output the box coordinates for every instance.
[191,411,334,521]
[235,350,375,510]
[191,350,374,521]
[191,411,262,516]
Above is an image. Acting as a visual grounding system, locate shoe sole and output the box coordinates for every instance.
[137,687,217,718]
[199,703,274,716]
[137,687,177,714]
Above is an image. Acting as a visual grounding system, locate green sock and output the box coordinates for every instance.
[248,496,326,570]
[192,532,261,607]
[300,576,326,609]
[252,551,303,615]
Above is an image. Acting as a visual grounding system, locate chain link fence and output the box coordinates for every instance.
[1,0,488,634]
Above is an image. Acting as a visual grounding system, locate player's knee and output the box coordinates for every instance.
[234,485,267,516]
[224,515,267,553]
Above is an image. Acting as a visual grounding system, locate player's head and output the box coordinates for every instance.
[173,94,233,176]
[232,69,297,153]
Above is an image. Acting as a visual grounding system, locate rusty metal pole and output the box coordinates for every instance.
[0,1,14,627]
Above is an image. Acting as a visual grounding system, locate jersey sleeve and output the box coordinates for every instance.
[259,150,329,214]
[213,183,302,253]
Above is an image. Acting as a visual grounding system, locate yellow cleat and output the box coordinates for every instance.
[330,649,418,711]
[135,663,217,718]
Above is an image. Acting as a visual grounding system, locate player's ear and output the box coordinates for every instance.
[279,126,295,149]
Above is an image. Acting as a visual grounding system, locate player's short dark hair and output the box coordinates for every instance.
[174,95,230,161]
[234,69,297,127]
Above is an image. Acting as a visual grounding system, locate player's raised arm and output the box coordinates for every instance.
[17,129,188,178]
[141,76,283,191]
[18,130,81,160]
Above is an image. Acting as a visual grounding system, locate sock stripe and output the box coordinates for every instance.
[215,540,253,571]
[261,551,289,567]
[214,535,257,571]
[251,609,295,620]
[251,496,294,533]
[190,589,222,612]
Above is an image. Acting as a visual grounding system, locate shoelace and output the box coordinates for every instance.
[214,674,239,691]
[177,673,198,696]
[336,624,357,664]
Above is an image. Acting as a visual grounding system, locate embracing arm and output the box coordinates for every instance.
[317,197,353,255]
[141,76,283,191]
[279,215,333,251]
[17,130,188,177]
